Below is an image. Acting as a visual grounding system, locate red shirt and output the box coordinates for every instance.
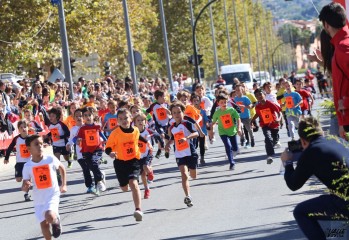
[296,89,311,111]
[330,25,349,126]
[77,124,103,153]
[255,100,281,129]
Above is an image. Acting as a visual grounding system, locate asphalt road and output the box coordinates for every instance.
[0,100,332,240]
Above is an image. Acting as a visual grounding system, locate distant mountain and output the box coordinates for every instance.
[261,0,332,20]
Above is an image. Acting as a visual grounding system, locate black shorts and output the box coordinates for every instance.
[15,162,25,178]
[139,155,153,173]
[176,154,198,170]
[155,124,170,140]
[53,146,70,156]
[113,159,140,187]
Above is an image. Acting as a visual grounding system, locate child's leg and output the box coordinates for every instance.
[85,153,102,186]
[54,152,61,160]
[77,159,93,188]
[262,127,275,156]
[189,168,197,180]
[220,135,235,166]
[129,179,142,210]
[287,116,296,139]
[179,165,190,196]
[40,221,51,240]
[198,136,205,156]
[141,170,148,189]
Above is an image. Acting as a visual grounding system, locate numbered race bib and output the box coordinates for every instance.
[277,99,282,106]
[122,142,136,159]
[199,119,203,127]
[156,108,167,121]
[285,96,294,109]
[108,118,117,129]
[33,164,52,189]
[85,129,99,146]
[237,101,245,113]
[50,128,60,142]
[260,108,273,124]
[200,101,205,110]
[220,114,234,129]
[174,131,189,151]
[28,129,35,135]
[69,119,76,127]
[20,144,30,158]
[138,141,147,154]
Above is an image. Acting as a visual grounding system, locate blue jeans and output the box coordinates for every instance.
[220,135,238,166]
[293,195,349,240]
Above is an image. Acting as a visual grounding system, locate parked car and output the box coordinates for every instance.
[0,73,24,83]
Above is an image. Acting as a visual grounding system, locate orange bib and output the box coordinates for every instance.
[33,164,52,189]
[108,118,117,129]
[174,131,189,151]
[237,101,245,113]
[285,96,294,109]
[85,129,99,146]
[138,141,147,154]
[260,108,273,124]
[28,129,35,135]
[50,128,60,142]
[156,108,167,121]
[122,142,136,159]
[20,144,30,158]
[220,114,234,129]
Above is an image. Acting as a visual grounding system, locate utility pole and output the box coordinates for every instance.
[209,0,219,78]
[159,0,174,91]
[232,0,242,63]
[54,0,74,100]
[189,0,200,81]
[122,0,138,94]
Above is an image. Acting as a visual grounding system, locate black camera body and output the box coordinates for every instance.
[287,140,303,162]
[288,140,303,153]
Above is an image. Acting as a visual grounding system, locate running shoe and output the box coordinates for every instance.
[240,139,245,147]
[229,164,235,170]
[86,186,95,194]
[266,157,273,164]
[155,149,162,159]
[97,181,106,192]
[98,158,108,164]
[184,196,193,207]
[274,141,282,149]
[251,138,255,147]
[67,160,73,168]
[147,170,154,182]
[52,217,62,238]
[134,210,143,221]
[144,189,150,199]
[24,193,32,202]
[165,151,170,159]
[101,171,107,187]
[244,142,250,149]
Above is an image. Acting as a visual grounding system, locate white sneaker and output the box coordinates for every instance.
[233,150,239,158]
[134,210,143,221]
[101,171,107,186]
[97,181,106,192]
[274,142,282,149]
[266,157,273,164]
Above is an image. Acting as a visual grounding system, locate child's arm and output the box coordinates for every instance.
[4,137,17,164]
[60,122,70,139]
[58,163,67,193]
[237,118,242,136]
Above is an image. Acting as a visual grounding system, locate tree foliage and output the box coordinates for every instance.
[0,0,285,80]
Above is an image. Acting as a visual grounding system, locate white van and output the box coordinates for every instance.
[220,64,255,92]
[253,71,271,86]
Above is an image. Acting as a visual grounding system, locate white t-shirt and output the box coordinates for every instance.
[201,96,213,116]
[265,93,280,107]
[67,125,83,160]
[22,155,61,206]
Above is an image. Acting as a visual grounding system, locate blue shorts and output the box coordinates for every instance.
[53,146,70,156]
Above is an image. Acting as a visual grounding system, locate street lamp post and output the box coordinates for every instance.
[209,0,219,78]
[189,0,201,80]
[232,0,242,63]
[159,0,174,91]
[223,0,232,64]
[243,0,251,64]
[122,0,138,94]
[192,0,221,82]
[52,0,74,100]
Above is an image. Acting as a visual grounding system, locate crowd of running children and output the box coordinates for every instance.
[2,73,321,239]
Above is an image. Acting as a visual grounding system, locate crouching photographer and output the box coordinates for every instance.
[281,116,349,240]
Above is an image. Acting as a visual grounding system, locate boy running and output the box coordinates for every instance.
[133,113,154,199]
[284,81,302,140]
[209,94,242,170]
[165,101,199,207]
[47,107,72,168]
[105,108,145,221]
[4,120,32,201]
[76,107,107,195]
[252,89,282,164]
[22,135,67,239]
